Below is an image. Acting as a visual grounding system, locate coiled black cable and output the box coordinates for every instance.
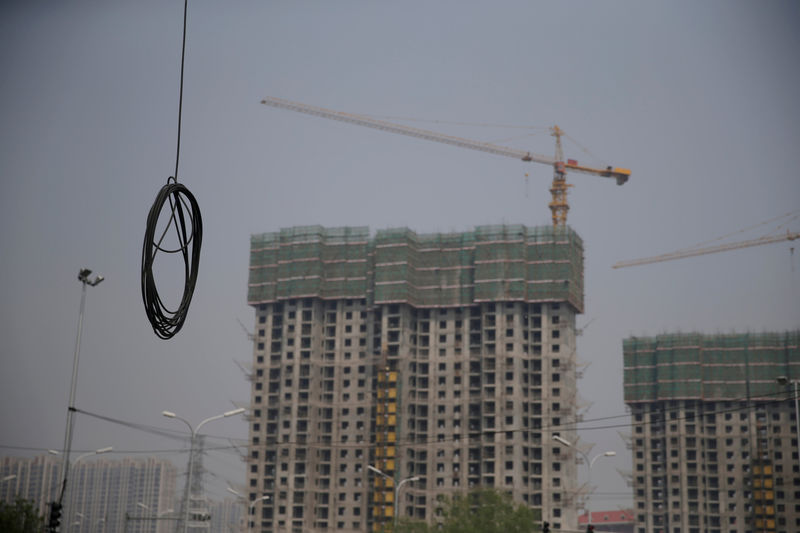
[140,0,201,339]
[141,177,202,339]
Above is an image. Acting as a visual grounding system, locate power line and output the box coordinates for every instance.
[7,390,789,457]
[240,389,796,450]
[0,443,240,455]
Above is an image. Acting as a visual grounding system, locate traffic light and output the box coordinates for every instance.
[542,521,550,533]
[586,525,595,533]
[48,501,62,532]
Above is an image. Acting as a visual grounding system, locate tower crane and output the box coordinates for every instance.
[261,96,631,226]
[613,230,799,269]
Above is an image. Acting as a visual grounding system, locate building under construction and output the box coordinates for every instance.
[245,224,585,532]
[623,331,800,533]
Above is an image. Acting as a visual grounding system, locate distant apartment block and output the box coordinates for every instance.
[246,225,586,532]
[0,454,60,518]
[624,331,800,533]
[0,454,177,533]
[208,497,244,533]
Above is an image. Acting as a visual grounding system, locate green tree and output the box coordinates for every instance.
[395,516,432,533]
[0,497,45,533]
[395,488,541,533]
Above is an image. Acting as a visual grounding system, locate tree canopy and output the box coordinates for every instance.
[0,497,45,533]
[396,487,541,533]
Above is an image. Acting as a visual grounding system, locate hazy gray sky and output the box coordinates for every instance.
[1,0,798,509]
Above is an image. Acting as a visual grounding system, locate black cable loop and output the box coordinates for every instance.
[141,179,202,339]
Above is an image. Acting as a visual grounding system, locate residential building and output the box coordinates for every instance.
[245,224,585,532]
[0,454,177,533]
[623,331,800,533]
[208,497,245,533]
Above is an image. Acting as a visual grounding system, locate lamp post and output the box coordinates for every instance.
[552,435,616,528]
[72,446,113,467]
[58,268,104,507]
[367,465,420,527]
[162,408,246,533]
[1,475,17,502]
[65,447,112,528]
[227,487,270,533]
[776,376,800,470]
[248,496,270,533]
[128,506,174,533]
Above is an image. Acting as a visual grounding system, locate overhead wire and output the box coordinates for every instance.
[140,0,202,340]
[73,407,189,442]
[4,390,792,459]
[108,387,800,450]
[0,443,239,455]
[241,388,796,450]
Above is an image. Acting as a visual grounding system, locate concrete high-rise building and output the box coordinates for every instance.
[623,331,800,533]
[0,455,177,533]
[245,224,586,532]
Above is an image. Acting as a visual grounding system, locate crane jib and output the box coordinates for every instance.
[261,95,631,225]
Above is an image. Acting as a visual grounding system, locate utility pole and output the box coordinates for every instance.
[53,269,103,532]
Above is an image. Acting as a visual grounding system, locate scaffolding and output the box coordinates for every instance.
[623,331,800,403]
[248,225,371,303]
[248,224,585,312]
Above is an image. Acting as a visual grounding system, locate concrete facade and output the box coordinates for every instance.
[245,298,581,532]
[624,332,800,533]
[245,225,587,532]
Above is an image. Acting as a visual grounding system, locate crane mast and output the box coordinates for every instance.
[261,96,631,226]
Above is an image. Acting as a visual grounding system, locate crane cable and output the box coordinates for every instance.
[141,0,202,340]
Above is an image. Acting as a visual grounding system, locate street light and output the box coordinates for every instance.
[367,465,420,526]
[162,407,246,533]
[1,474,17,501]
[58,268,104,508]
[776,376,800,470]
[227,486,270,533]
[65,446,112,528]
[72,446,113,466]
[248,496,270,533]
[552,435,616,528]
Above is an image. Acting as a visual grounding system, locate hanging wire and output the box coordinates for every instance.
[140,0,202,339]
[173,0,188,180]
